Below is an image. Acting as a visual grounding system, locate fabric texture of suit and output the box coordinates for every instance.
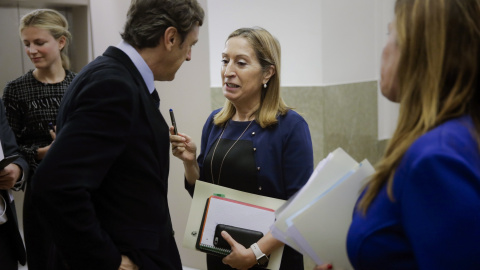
[0,99,29,269]
[32,46,182,270]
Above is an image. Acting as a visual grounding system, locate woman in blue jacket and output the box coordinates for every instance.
[346,0,480,269]
[170,27,314,270]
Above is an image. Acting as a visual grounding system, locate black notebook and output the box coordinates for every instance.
[195,195,275,257]
[214,224,264,250]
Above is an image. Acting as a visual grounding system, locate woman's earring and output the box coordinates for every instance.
[263,83,267,89]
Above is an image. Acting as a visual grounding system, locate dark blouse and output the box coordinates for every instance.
[2,69,76,178]
[204,120,258,192]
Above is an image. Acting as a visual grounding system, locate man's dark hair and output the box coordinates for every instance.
[121,0,204,49]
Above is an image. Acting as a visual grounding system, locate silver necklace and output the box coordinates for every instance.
[210,120,254,185]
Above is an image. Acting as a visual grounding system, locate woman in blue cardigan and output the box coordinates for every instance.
[170,27,314,269]
[345,0,480,269]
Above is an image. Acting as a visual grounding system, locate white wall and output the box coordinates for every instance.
[207,0,378,87]
[208,0,323,87]
[208,0,399,139]
[89,0,131,57]
[320,0,377,85]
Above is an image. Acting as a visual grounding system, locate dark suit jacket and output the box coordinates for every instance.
[0,100,28,266]
[32,47,182,270]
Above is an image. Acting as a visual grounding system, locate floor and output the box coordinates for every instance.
[15,227,201,270]
[19,265,199,270]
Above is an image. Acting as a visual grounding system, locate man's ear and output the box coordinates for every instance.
[163,26,178,51]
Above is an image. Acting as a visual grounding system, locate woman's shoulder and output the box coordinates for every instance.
[405,116,478,165]
[211,108,222,117]
[65,69,77,79]
[5,70,35,88]
[277,109,308,125]
[202,108,222,128]
[205,108,222,123]
[62,70,77,85]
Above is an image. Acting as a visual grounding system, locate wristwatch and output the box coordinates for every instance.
[250,243,269,267]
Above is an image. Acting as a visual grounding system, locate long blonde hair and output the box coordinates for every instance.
[214,27,290,128]
[358,0,480,212]
[20,9,72,70]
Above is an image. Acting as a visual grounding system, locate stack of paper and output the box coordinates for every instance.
[271,148,375,270]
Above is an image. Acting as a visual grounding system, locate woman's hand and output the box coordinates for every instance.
[314,263,333,270]
[169,127,197,162]
[221,231,257,270]
[36,125,56,160]
[49,124,56,140]
[169,127,200,185]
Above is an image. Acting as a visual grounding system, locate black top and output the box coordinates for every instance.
[204,121,258,193]
[3,69,76,178]
[204,121,261,269]
[203,121,279,270]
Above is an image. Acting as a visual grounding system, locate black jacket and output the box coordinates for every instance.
[32,47,181,270]
[0,99,29,266]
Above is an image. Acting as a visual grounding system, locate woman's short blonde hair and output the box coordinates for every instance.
[214,27,290,128]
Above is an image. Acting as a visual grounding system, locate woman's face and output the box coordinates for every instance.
[21,26,65,70]
[380,20,401,102]
[221,36,271,109]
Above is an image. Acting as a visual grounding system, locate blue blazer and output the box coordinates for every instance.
[0,99,28,266]
[347,115,480,269]
[188,108,314,200]
[32,47,182,270]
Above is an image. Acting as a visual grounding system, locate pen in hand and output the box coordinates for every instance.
[169,109,178,135]
[48,122,56,140]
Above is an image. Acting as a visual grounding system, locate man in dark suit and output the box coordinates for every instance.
[0,100,28,270]
[31,0,204,269]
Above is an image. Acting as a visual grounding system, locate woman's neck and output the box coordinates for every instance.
[232,102,260,121]
[33,64,66,84]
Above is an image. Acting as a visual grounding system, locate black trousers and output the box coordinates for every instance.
[0,221,19,270]
[24,182,53,270]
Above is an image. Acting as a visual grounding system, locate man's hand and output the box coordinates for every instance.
[119,255,138,270]
[314,263,333,270]
[0,163,21,190]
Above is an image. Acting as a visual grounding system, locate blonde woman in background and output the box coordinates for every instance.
[2,9,75,270]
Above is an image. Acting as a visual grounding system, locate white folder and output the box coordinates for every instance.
[271,148,375,269]
[271,148,358,248]
[286,160,374,269]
